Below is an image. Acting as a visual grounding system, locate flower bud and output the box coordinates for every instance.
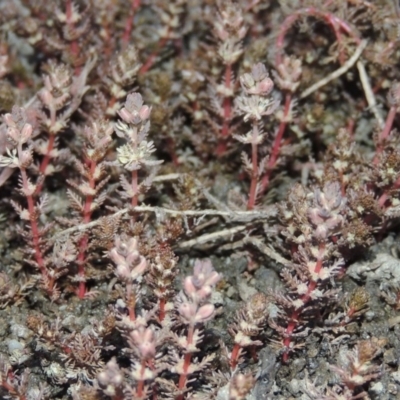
[130,327,156,359]
[116,263,130,280]
[20,123,33,144]
[130,257,147,280]
[118,108,132,123]
[195,304,215,323]
[139,105,151,121]
[178,302,197,323]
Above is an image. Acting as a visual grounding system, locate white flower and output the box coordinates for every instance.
[0,148,19,168]
[235,95,278,121]
[116,141,162,171]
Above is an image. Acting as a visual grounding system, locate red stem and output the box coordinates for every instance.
[20,165,51,288]
[275,7,360,67]
[139,36,168,75]
[66,0,81,75]
[260,93,292,193]
[127,282,136,321]
[76,159,97,299]
[282,243,325,362]
[131,169,138,207]
[216,64,233,156]
[230,343,241,370]
[378,173,400,208]
[247,122,259,210]
[137,360,146,397]
[159,298,166,322]
[1,379,26,400]
[373,105,397,164]
[121,0,141,49]
[177,325,194,400]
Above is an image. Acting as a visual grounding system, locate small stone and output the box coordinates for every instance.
[388,383,397,394]
[392,369,400,384]
[7,339,24,352]
[365,310,375,321]
[10,323,31,339]
[384,348,398,366]
[370,381,384,395]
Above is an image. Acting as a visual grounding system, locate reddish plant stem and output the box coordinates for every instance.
[216,63,233,156]
[35,103,58,195]
[260,93,292,194]
[378,173,400,208]
[147,359,158,400]
[18,146,52,292]
[66,0,81,75]
[159,297,166,322]
[177,325,194,400]
[131,169,138,207]
[136,360,146,397]
[1,379,26,400]
[139,36,168,75]
[230,343,241,370]
[346,118,355,139]
[373,105,397,164]
[378,192,390,209]
[121,0,141,49]
[20,171,45,273]
[101,20,113,57]
[247,122,259,210]
[20,171,56,294]
[275,7,360,67]
[129,306,136,321]
[107,96,117,116]
[76,159,97,299]
[282,243,325,363]
[127,281,136,321]
[339,306,357,327]
[374,103,400,208]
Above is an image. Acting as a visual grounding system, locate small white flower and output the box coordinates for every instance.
[116,141,162,171]
[0,148,19,168]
